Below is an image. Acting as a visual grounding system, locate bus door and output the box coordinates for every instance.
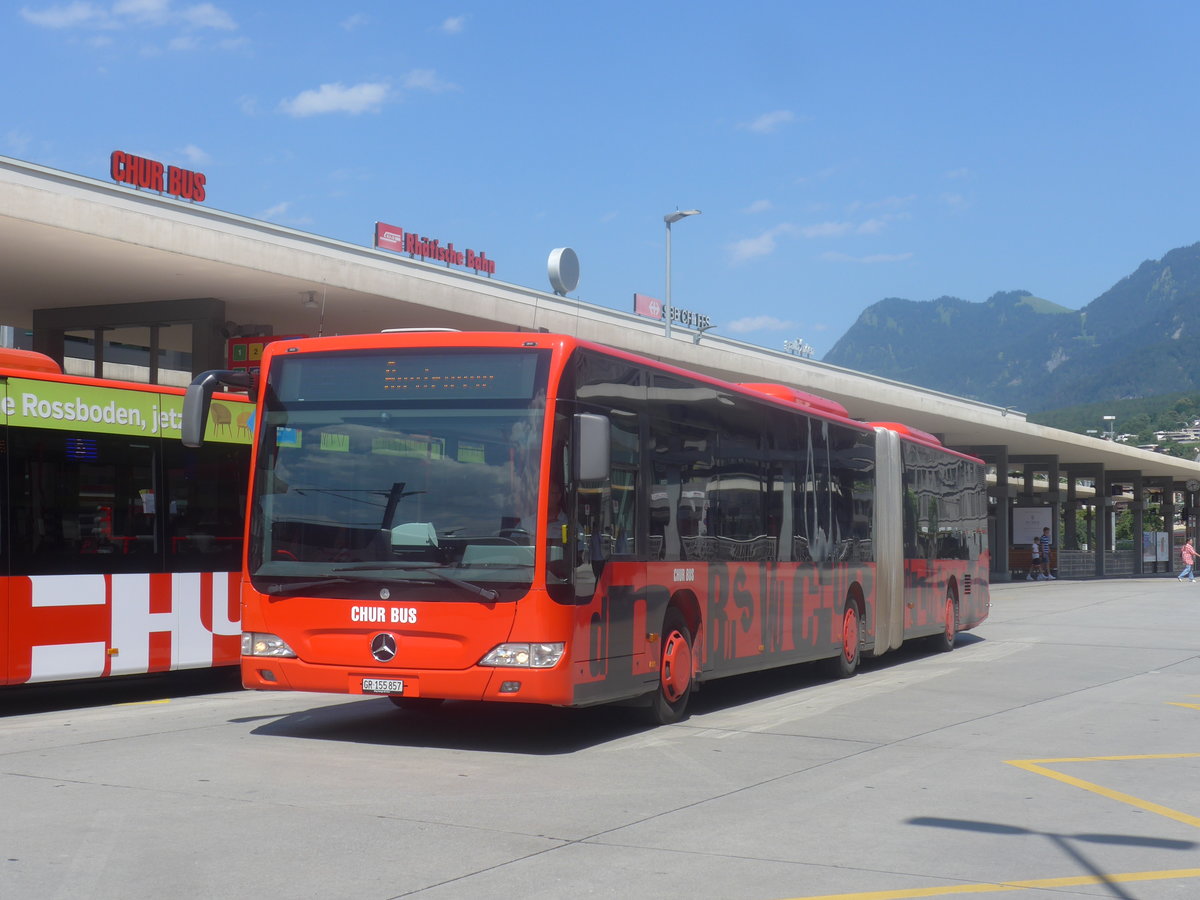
[567,409,653,691]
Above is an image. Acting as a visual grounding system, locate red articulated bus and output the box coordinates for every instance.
[183,332,989,724]
[1,348,251,687]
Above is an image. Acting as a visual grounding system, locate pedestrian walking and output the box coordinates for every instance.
[1179,538,1196,582]
[1038,527,1055,580]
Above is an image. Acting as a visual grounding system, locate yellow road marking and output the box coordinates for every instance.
[116,699,171,707]
[782,868,1200,900]
[781,754,1200,900]
[1167,702,1200,710]
[1005,754,1200,830]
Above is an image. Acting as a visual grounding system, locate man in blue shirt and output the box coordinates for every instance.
[1038,527,1055,580]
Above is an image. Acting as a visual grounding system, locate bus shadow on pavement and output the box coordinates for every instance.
[686,632,984,716]
[243,635,986,754]
[1,667,243,717]
[246,696,649,754]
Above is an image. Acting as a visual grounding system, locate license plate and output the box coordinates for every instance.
[362,678,405,695]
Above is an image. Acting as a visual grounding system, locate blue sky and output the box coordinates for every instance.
[5,1,1200,357]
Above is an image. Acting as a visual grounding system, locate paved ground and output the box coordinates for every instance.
[2,577,1198,900]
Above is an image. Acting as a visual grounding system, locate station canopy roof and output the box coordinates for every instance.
[4,154,1199,484]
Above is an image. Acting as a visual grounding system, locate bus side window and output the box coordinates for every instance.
[9,431,158,574]
[607,412,639,560]
[163,441,245,572]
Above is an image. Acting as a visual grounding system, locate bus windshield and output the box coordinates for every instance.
[248,348,550,598]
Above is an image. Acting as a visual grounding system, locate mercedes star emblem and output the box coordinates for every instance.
[371,633,397,662]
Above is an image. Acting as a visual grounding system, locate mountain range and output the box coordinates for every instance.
[822,242,1200,414]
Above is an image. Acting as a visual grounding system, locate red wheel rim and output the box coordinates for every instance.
[944,596,955,640]
[661,628,692,702]
[842,606,858,662]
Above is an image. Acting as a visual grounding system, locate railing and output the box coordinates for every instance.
[1055,549,1144,578]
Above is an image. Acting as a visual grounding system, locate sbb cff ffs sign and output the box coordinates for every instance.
[110,150,207,202]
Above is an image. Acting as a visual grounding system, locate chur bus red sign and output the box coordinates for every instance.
[110,150,206,202]
[374,221,496,275]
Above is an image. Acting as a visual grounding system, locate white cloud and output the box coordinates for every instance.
[340,13,368,30]
[330,167,372,182]
[259,201,311,226]
[440,15,466,34]
[181,3,235,29]
[179,143,209,164]
[279,82,391,117]
[821,251,913,264]
[944,167,970,180]
[942,192,967,210]
[20,2,105,28]
[21,1,238,32]
[403,69,458,93]
[114,0,168,22]
[742,199,772,215]
[726,315,797,334]
[795,166,836,185]
[5,130,34,156]
[800,221,853,238]
[848,194,916,213]
[797,216,904,238]
[740,110,795,134]
[727,224,797,263]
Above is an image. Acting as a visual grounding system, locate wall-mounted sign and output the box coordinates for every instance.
[227,335,307,379]
[374,221,495,275]
[110,150,206,202]
[633,293,711,330]
[784,338,815,359]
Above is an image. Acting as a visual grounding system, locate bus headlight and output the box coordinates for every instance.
[242,632,297,658]
[479,642,564,668]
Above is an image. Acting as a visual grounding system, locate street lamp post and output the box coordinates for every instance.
[663,209,701,338]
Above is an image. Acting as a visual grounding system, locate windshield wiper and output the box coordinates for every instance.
[332,563,500,601]
[260,573,388,596]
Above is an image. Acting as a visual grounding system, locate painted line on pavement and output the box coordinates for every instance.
[1005,753,1200,830]
[780,753,1200,900]
[781,868,1200,900]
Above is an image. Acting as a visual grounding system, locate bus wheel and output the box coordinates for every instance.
[388,696,444,712]
[931,592,958,653]
[830,601,861,679]
[649,608,694,725]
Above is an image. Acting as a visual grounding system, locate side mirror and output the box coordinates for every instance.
[573,413,610,482]
[182,369,251,447]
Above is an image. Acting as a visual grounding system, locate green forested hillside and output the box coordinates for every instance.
[823,243,1200,414]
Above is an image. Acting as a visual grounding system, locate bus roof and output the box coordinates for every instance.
[0,348,62,375]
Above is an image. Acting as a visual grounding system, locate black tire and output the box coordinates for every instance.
[387,696,444,711]
[828,600,861,679]
[647,608,694,725]
[930,591,958,653]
